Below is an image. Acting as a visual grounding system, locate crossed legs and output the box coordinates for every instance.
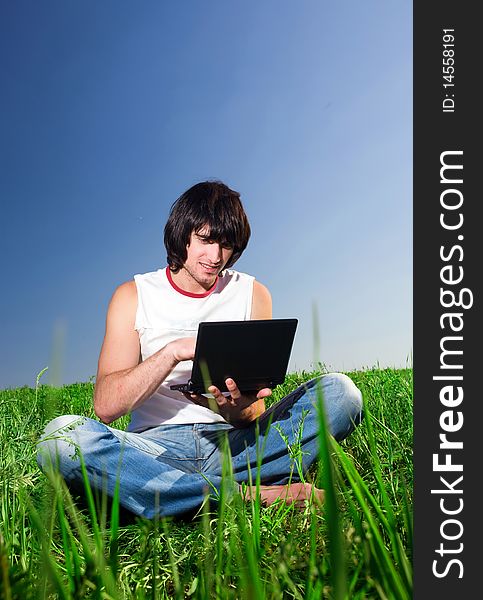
[37,373,363,518]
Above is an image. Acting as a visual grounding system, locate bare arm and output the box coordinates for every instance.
[93,281,195,423]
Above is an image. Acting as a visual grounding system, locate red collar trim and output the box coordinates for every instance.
[166,267,218,298]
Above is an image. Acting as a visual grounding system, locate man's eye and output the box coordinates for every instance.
[198,236,232,249]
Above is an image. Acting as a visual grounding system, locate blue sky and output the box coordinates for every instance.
[0,1,412,388]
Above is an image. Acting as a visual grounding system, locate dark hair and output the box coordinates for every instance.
[164,181,251,272]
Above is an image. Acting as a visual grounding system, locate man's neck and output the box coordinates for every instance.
[167,267,218,297]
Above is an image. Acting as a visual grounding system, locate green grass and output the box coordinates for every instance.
[0,367,413,599]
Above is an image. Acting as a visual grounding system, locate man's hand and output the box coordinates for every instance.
[185,377,271,426]
[95,320,197,423]
[168,337,197,363]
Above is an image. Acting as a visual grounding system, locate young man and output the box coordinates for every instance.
[37,181,363,518]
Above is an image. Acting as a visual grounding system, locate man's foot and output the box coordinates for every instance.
[243,482,324,508]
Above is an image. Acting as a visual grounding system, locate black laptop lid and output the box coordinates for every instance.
[189,318,298,393]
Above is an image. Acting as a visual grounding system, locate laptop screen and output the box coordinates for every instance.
[190,318,298,392]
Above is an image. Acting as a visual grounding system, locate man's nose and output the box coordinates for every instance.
[207,242,222,261]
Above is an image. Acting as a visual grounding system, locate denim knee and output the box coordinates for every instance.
[325,373,363,420]
[315,373,364,440]
[36,414,86,471]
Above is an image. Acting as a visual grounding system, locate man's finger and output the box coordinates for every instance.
[225,378,241,399]
[256,387,272,399]
[207,385,227,405]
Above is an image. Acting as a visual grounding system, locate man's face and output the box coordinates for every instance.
[182,227,234,290]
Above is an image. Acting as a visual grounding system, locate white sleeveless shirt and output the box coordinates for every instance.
[128,267,254,432]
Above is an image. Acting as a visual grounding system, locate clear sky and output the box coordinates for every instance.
[0,1,412,389]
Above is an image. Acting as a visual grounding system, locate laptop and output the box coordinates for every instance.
[169,318,298,394]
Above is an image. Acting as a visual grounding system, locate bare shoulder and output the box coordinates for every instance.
[103,280,139,336]
[108,280,137,316]
[112,280,137,302]
[251,280,272,319]
[97,280,140,378]
[253,280,271,301]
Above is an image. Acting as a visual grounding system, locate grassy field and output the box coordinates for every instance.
[0,367,413,599]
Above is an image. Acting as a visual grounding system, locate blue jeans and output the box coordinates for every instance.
[37,374,363,519]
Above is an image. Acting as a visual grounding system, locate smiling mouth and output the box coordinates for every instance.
[200,262,221,271]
